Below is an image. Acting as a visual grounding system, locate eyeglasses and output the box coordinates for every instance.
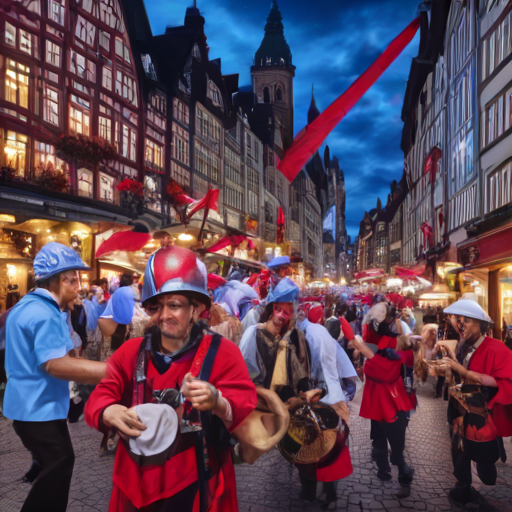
[146,300,193,316]
[273,305,293,319]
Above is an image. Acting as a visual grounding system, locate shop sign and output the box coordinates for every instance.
[0,192,44,206]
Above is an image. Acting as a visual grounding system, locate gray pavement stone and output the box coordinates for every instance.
[1,380,512,511]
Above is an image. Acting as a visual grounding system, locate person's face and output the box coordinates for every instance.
[146,293,205,340]
[454,315,481,344]
[58,271,80,304]
[272,302,294,330]
[297,306,307,322]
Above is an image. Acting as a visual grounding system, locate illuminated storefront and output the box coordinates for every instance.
[457,224,512,340]
[0,218,94,311]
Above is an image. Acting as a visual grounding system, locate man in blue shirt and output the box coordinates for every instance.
[4,242,106,512]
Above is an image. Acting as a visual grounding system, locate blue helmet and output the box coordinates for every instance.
[34,242,91,281]
[267,277,299,304]
[268,255,290,269]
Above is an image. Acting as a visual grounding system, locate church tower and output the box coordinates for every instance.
[251,0,296,148]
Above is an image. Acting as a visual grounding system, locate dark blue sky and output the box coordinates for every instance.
[145,0,421,239]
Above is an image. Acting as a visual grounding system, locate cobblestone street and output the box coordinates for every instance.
[2,382,512,512]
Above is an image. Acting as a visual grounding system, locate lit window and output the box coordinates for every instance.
[5,22,15,47]
[99,116,112,141]
[78,168,93,198]
[4,131,28,177]
[46,40,61,67]
[5,60,30,109]
[145,138,164,171]
[116,123,137,162]
[69,95,90,135]
[99,173,115,202]
[34,141,65,173]
[43,85,59,126]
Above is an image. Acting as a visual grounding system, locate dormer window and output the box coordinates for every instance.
[266,56,272,65]
[206,76,224,111]
[276,87,283,104]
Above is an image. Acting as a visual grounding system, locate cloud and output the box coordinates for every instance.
[145,0,420,238]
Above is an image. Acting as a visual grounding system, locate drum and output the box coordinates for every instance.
[278,398,348,465]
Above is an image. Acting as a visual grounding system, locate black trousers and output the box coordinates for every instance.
[13,419,75,512]
[370,411,408,476]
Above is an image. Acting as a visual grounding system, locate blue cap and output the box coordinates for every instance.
[267,277,299,304]
[34,242,91,281]
[268,256,291,269]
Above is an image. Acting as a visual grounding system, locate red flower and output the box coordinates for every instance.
[118,179,144,197]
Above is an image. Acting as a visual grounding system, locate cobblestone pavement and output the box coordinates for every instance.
[1,382,512,512]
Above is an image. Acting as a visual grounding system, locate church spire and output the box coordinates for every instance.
[308,84,320,125]
[254,0,294,69]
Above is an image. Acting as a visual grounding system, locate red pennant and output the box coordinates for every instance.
[277,17,421,182]
[96,231,151,258]
[206,234,255,253]
[186,189,220,221]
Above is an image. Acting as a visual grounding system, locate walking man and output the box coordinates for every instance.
[4,242,106,512]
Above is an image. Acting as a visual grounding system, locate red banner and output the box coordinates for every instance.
[277,16,421,182]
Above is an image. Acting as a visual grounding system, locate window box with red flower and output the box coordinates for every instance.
[118,178,144,217]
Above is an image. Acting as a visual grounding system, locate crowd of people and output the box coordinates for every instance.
[2,241,512,511]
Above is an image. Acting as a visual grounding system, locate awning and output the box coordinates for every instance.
[457,223,512,269]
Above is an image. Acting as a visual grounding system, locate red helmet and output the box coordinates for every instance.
[141,246,210,307]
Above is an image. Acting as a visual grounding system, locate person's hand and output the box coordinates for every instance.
[102,404,146,439]
[302,388,323,403]
[181,372,219,411]
[348,338,359,350]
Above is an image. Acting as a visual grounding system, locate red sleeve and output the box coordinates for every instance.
[339,317,355,340]
[210,338,257,431]
[84,337,142,431]
[473,338,512,409]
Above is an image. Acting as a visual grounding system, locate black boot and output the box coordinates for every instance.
[22,459,42,484]
[299,475,317,501]
[448,483,482,507]
[397,463,414,485]
[319,482,337,510]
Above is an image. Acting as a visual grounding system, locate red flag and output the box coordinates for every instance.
[186,189,220,220]
[96,230,151,258]
[277,17,421,182]
[206,234,255,253]
[277,206,285,244]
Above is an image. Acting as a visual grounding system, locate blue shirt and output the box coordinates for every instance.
[4,289,74,422]
[100,285,135,325]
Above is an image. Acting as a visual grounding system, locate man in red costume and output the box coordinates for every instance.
[350,302,415,496]
[85,246,257,512]
[438,299,512,507]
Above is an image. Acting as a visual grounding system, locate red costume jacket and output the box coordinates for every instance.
[467,336,512,437]
[359,323,414,422]
[85,334,257,512]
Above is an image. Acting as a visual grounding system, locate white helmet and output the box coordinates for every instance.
[444,299,492,323]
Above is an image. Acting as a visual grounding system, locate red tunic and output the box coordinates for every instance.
[85,335,257,512]
[359,354,413,422]
[468,336,512,437]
